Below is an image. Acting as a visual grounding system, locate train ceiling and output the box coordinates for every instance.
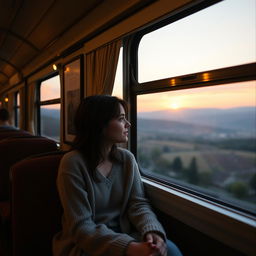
[0,0,155,91]
[0,0,107,89]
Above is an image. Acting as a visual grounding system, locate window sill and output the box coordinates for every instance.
[143,177,256,256]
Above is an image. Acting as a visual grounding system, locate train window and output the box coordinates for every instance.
[14,91,20,127]
[137,80,256,213]
[130,0,256,216]
[38,75,61,141]
[138,0,256,83]
[112,47,123,99]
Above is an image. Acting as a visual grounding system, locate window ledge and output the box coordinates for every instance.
[143,177,256,256]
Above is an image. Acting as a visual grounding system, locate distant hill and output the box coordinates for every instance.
[138,107,255,135]
[137,118,242,140]
[41,108,60,119]
[40,108,60,139]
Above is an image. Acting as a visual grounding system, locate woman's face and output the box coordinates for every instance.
[103,103,131,145]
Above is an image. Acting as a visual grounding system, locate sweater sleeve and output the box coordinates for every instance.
[125,151,167,240]
[57,153,134,256]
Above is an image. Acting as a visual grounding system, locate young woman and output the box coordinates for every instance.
[53,95,183,256]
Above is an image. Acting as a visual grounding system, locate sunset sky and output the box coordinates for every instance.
[43,0,255,112]
[113,0,256,112]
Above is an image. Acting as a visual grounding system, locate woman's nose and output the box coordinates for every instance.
[125,120,131,127]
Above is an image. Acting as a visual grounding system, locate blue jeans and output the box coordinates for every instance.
[82,239,183,256]
[166,239,183,256]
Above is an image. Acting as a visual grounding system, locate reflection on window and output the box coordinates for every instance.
[112,47,123,99]
[137,81,256,213]
[40,104,60,141]
[40,76,60,101]
[138,0,256,82]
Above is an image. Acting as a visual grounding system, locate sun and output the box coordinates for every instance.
[170,102,180,110]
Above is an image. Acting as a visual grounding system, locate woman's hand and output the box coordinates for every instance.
[144,232,167,256]
[126,241,158,256]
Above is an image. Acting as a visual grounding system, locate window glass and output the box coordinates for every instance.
[138,0,256,83]
[112,47,123,99]
[40,75,60,101]
[40,104,60,141]
[137,81,256,213]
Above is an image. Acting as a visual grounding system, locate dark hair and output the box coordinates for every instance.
[72,95,128,180]
[0,108,9,121]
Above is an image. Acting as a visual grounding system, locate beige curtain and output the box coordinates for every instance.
[19,86,26,129]
[7,92,15,125]
[27,82,36,134]
[85,39,121,96]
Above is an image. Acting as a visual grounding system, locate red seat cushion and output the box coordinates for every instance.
[0,137,58,201]
[11,152,64,256]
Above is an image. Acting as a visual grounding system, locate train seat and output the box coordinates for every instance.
[0,137,58,202]
[0,126,20,132]
[11,151,64,256]
[0,130,33,141]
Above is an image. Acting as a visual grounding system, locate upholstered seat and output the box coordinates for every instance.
[0,137,58,201]
[0,130,33,141]
[11,151,64,256]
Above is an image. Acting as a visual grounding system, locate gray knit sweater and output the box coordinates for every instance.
[53,148,166,256]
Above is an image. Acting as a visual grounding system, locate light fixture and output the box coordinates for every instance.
[4,97,8,103]
[52,63,61,71]
[64,66,70,72]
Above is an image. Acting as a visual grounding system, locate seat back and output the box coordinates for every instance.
[0,126,19,132]
[0,137,58,200]
[0,130,32,141]
[11,152,64,256]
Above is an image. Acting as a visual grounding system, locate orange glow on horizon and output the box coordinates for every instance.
[138,81,256,112]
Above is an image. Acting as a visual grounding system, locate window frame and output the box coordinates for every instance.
[37,72,61,139]
[123,1,256,253]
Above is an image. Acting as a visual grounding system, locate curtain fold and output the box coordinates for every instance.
[19,86,26,129]
[85,39,121,96]
[7,92,15,125]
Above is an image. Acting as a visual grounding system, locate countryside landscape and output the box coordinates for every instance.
[137,107,256,212]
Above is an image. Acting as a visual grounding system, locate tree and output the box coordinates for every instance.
[227,181,249,198]
[172,157,183,173]
[186,157,199,185]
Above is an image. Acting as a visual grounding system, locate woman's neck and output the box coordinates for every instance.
[101,142,113,161]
